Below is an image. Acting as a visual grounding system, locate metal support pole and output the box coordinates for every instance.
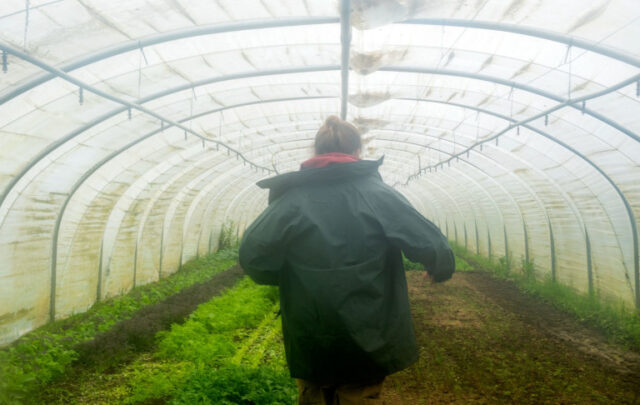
[133,238,139,288]
[464,224,468,250]
[524,221,530,265]
[586,227,593,295]
[340,0,351,120]
[504,225,510,270]
[158,221,165,279]
[454,221,458,244]
[549,220,556,281]
[96,238,104,302]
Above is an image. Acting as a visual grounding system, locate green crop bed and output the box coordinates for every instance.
[38,277,294,404]
[0,249,238,404]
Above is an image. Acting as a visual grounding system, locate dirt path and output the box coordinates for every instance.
[383,271,640,405]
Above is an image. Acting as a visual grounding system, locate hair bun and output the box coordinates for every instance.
[314,116,362,156]
[325,115,341,126]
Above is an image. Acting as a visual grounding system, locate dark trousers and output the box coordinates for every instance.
[296,378,385,405]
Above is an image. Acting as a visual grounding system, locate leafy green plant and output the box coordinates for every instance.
[218,221,239,251]
[521,257,536,283]
[124,361,195,404]
[455,256,473,272]
[170,364,296,405]
[156,278,277,364]
[125,278,290,404]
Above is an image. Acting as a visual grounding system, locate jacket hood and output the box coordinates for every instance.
[258,156,384,204]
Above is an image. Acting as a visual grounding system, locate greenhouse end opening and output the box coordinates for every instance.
[1,0,639,404]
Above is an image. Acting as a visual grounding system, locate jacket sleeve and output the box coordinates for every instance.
[239,200,293,285]
[372,186,455,282]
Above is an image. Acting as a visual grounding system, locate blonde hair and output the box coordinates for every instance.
[314,116,362,156]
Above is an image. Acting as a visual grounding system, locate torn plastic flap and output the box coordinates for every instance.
[351,49,408,75]
[349,92,392,107]
[351,0,422,30]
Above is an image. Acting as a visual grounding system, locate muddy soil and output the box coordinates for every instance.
[466,271,640,378]
[383,271,640,405]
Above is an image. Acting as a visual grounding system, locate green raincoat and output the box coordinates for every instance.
[239,158,454,384]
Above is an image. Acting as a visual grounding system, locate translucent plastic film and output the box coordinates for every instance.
[0,0,639,345]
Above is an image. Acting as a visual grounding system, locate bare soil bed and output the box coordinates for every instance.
[383,271,640,404]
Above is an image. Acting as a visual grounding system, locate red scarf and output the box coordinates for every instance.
[300,152,360,169]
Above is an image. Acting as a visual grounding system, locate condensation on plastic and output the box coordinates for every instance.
[0,0,639,345]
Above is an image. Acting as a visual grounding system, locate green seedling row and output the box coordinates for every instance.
[126,277,295,404]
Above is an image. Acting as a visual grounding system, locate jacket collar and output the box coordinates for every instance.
[258,156,384,204]
[300,152,360,169]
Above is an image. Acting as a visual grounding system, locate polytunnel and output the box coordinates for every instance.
[0,0,639,359]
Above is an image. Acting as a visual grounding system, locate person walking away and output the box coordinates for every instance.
[239,115,455,404]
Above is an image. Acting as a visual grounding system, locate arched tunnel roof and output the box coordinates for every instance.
[0,0,639,345]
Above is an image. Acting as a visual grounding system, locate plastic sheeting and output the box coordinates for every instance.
[0,0,639,345]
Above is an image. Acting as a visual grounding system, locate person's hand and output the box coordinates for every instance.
[421,271,435,286]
